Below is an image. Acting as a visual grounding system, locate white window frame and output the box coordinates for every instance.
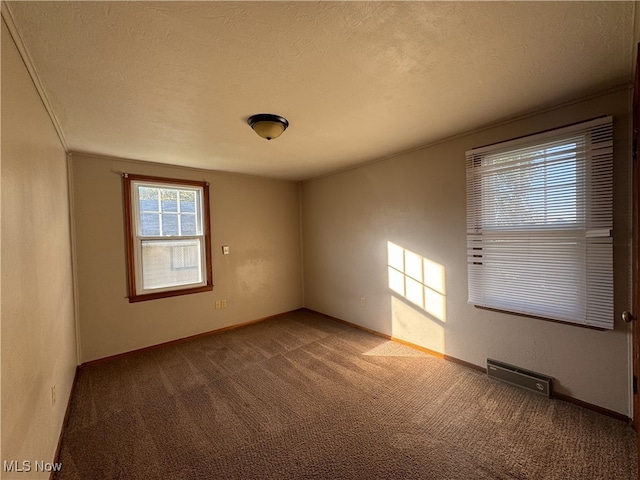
[123,174,213,302]
[466,116,614,329]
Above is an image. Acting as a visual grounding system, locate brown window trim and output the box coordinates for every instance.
[123,173,213,303]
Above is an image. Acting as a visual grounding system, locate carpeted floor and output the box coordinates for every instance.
[55,309,637,479]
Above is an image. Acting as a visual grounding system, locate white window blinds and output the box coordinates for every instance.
[466,116,613,329]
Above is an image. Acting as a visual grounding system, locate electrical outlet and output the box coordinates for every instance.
[221,299,227,309]
[361,297,366,307]
[215,300,221,309]
[51,384,56,406]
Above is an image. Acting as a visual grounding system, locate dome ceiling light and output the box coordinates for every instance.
[247,114,289,140]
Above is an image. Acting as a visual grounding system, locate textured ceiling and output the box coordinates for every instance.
[4,1,636,180]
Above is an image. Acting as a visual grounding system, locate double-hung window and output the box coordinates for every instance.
[466,116,613,329]
[123,174,213,302]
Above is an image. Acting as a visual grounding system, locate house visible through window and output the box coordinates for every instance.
[466,116,613,329]
[123,174,213,302]
[171,243,200,270]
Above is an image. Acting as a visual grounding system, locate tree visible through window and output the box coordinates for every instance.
[483,142,579,228]
[123,174,213,302]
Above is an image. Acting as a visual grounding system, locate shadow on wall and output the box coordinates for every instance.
[387,241,447,354]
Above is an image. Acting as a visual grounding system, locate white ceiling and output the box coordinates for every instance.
[4,1,636,181]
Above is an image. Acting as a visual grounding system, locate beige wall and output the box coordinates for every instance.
[1,19,77,479]
[301,89,633,415]
[71,153,302,363]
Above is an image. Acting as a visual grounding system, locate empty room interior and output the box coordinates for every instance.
[3,1,640,479]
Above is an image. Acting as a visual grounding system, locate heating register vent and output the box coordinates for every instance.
[487,358,553,398]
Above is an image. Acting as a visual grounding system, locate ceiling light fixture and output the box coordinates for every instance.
[247,114,289,140]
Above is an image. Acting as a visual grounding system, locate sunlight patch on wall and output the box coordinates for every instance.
[391,297,445,353]
[387,241,447,354]
[387,242,446,321]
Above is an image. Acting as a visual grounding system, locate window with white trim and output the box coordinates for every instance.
[466,116,614,329]
[123,174,213,302]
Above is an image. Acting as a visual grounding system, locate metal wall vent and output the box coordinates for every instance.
[487,358,553,398]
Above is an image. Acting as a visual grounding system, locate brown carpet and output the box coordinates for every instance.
[55,309,637,479]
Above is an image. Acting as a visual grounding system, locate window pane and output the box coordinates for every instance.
[161,189,178,212]
[181,214,196,235]
[180,191,196,212]
[139,187,158,212]
[141,239,202,290]
[172,244,200,269]
[483,141,579,229]
[137,186,201,237]
[161,214,179,235]
[140,213,160,236]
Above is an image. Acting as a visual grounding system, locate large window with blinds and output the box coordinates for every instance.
[123,174,213,302]
[466,116,613,329]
